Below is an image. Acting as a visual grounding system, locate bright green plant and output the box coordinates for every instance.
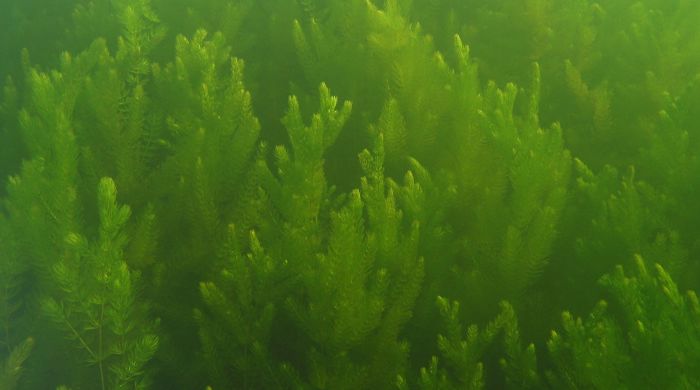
[42,178,158,390]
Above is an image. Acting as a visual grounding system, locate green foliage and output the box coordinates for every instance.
[0,338,34,390]
[1,0,700,388]
[548,158,690,318]
[256,83,351,265]
[456,64,571,304]
[196,226,278,389]
[547,255,700,389]
[0,202,32,390]
[405,298,539,390]
[0,216,23,355]
[41,178,158,389]
[0,78,23,192]
[150,29,261,248]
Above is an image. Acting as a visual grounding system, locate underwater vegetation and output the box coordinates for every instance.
[1,0,700,388]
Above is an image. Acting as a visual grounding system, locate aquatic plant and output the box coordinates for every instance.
[1,0,699,388]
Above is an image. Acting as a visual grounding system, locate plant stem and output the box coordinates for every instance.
[62,315,97,361]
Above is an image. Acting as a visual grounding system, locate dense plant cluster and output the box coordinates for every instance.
[1,0,699,388]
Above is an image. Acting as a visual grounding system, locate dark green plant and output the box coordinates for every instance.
[0,203,33,390]
[0,338,34,390]
[547,255,700,389]
[402,298,539,390]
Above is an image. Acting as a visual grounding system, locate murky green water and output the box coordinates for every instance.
[1,1,699,389]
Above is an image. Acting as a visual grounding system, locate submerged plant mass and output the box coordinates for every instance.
[1,0,699,389]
